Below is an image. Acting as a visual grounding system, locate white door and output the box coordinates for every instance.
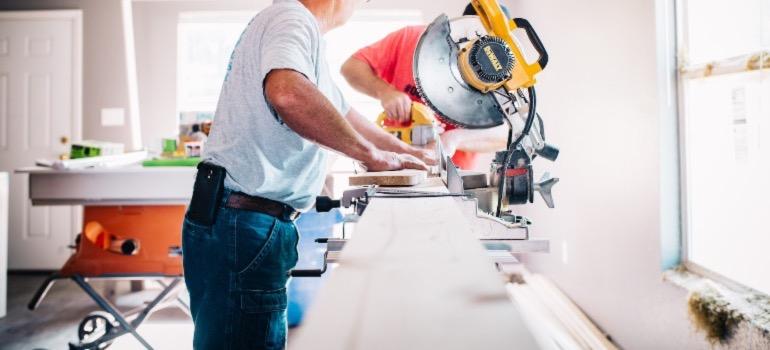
[0,11,82,269]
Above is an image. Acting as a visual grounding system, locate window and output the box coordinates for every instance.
[177,9,423,176]
[677,0,770,294]
[176,9,422,123]
[177,11,257,122]
[324,10,423,119]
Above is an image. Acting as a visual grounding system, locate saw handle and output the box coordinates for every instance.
[512,18,549,69]
[377,112,411,127]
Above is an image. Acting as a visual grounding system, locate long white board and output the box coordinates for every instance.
[291,183,539,349]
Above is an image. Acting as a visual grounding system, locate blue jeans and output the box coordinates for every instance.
[183,191,299,350]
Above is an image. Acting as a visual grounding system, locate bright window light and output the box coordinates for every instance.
[683,0,766,64]
[324,10,424,120]
[177,9,424,173]
[177,11,257,115]
[678,0,770,294]
[177,9,423,120]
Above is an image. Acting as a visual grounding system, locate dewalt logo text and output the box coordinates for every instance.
[484,46,503,71]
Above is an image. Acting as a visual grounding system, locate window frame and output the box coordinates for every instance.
[674,0,770,293]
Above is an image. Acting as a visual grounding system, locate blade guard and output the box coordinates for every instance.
[413,15,504,129]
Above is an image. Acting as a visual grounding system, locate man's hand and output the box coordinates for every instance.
[341,57,413,123]
[362,150,429,172]
[345,107,440,167]
[379,88,412,123]
[406,146,438,166]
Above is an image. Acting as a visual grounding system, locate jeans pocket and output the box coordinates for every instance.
[240,287,287,313]
[234,288,288,350]
[235,212,279,275]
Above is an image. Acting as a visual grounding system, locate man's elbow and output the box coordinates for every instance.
[266,89,298,112]
[265,71,302,111]
[340,56,365,83]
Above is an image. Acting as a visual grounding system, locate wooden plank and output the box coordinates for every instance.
[348,169,427,187]
[291,182,539,350]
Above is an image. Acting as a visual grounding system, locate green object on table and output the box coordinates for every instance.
[70,144,99,159]
[142,157,201,167]
[162,138,178,153]
[70,140,124,159]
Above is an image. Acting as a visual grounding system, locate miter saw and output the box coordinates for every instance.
[288,1,560,277]
[414,0,560,222]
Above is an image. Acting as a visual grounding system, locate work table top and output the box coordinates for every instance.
[16,165,196,175]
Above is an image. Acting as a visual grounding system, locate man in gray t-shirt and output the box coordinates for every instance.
[183,1,435,349]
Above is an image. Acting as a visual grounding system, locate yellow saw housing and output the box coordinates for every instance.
[460,0,548,92]
[376,102,436,145]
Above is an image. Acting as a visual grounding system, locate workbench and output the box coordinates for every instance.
[18,166,195,206]
[291,178,539,349]
[17,166,194,349]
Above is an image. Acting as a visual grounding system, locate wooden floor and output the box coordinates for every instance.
[0,274,194,350]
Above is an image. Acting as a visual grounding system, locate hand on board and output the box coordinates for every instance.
[408,147,438,166]
[362,150,429,172]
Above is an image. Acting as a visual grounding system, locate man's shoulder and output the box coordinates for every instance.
[264,2,311,17]
[259,1,317,28]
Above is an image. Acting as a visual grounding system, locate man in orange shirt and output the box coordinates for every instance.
[342,4,510,170]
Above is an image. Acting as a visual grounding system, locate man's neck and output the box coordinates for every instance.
[298,0,334,34]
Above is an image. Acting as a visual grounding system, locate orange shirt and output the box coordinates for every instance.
[352,25,479,170]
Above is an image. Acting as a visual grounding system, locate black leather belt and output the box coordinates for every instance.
[225,192,301,221]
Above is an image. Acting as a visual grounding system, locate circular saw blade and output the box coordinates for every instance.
[413,14,504,129]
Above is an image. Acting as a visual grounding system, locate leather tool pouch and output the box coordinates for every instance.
[186,162,226,226]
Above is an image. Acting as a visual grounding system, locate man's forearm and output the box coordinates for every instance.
[346,108,412,153]
[264,69,377,162]
[341,57,394,99]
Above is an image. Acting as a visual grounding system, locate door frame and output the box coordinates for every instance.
[0,10,84,268]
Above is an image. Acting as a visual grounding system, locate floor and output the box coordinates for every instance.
[1,274,195,349]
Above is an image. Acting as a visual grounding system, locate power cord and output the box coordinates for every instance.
[496,86,537,217]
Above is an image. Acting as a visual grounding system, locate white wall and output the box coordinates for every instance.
[507,0,711,348]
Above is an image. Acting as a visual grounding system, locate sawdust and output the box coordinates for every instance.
[687,289,744,344]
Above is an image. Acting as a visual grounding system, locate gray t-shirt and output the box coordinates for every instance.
[204,0,350,211]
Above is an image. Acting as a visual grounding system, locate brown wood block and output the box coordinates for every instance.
[348,169,427,187]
